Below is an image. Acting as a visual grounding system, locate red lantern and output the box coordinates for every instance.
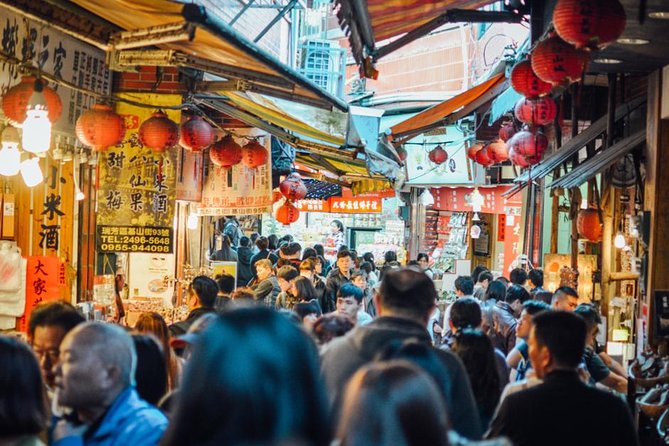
[508,130,548,161]
[498,122,516,142]
[75,104,125,151]
[139,111,179,153]
[279,174,308,201]
[577,208,603,242]
[467,143,483,161]
[553,0,626,49]
[514,97,557,126]
[475,145,494,167]
[531,36,589,85]
[510,59,552,97]
[209,135,242,167]
[2,75,63,125]
[396,146,407,162]
[428,145,448,165]
[179,116,214,152]
[488,140,509,163]
[508,148,530,168]
[276,201,300,225]
[240,140,268,169]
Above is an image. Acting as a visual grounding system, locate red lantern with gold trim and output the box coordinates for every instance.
[514,97,557,126]
[577,208,603,242]
[209,135,242,167]
[139,111,179,153]
[467,143,484,161]
[488,140,509,163]
[531,36,589,85]
[475,145,494,167]
[276,201,300,225]
[553,0,626,49]
[279,174,307,201]
[75,104,126,151]
[179,116,214,152]
[240,139,268,169]
[2,75,63,125]
[510,59,552,97]
[428,145,448,165]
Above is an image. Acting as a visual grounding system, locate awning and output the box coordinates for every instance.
[549,130,645,189]
[390,73,507,140]
[70,0,347,111]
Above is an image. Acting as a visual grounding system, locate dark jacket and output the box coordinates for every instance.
[321,316,483,440]
[253,276,281,306]
[487,370,638,446]
[250,249,279,276]
[492,301,517,355]
[324,268,350,313]
[168,307,216,336]
[236,246,254,286]
[210,247,238,262]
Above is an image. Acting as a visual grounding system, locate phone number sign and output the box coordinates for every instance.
[96,225,173,253]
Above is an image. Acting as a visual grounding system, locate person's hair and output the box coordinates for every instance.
[337,249,352,260]
[510,268,528,285]
[505,284,531,305]
[359,261,373,275]
[535,291,554,305]
[293,276,318,301]
[161,308,330,446]
[451,328,501,420]
[552,286,579,305]
[478,271,494,284]
[532,311,587,369]
[267,234,279,250]
[316,255,326,269]
[231,287,255,300]
[362,252,376,271]
[239,236,250,248]
[313,313,355,345]
[302,247,317,260]
[134,312,176,389]
[280,234,294,243]
[454,275,474,296]
[277,265,299,282]
[379,268,436,320]
[416,253,429,262]
[28,300,85,339]
[255,236,268,251]
[299,258,316,272]
[523,300,551,316]
[497,276,510,287]
[349,249,358,261]
[313,244,325,257]
[0,335,48,436]
[216,273,236,294]
[351,270,368,282]
[250,232,260,243]
[406,260,420,267]
[483,280,507,302]
[337,283,364,304]
[337,361,450,446]
[528,269,544,287]
[470,265,488,284]
[450,297,482,330]
[337,245,349,253]
[293,300,322,321]
[190,276,219,308]
[131,334,167,406]
[331,219,344,233]
[383,250,397,263]
[574,303,602,331]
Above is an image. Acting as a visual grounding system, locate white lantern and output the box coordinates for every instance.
[22,107,51,154]
[0,127,21,176]
[187,213,199,230]
[20,157,44,187]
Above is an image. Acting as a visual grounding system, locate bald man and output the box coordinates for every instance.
[53,322,167,446]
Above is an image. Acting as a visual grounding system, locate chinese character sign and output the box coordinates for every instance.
[329,197,382,213]
[17,256,62,332]
[198,130,272,216]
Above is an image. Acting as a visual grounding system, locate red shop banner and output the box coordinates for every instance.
[295,196,383,214]
[17,256,64,332]
[430,185,522,215]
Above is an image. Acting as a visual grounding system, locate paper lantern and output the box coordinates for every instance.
[514,97,557,126]
[507,130,548,162]
[508,147,531,168]
[240,140,268,169]
[396,146,407,162]
[279,174,307,201]
[209,135,242,167]
[577,208,603,242]
[139,111,179,153]
[179,116,214,152]
[553,0,626,49]
[531,36,589,85]
[467,143,484,161]
[488,140,509,163]
[498,122,516,142]
[428,145,448,165]
[76,104,126,151]
[276,201,300,225]
[2,76,62,125]
[475,145,494,167]
[510,59,552,97]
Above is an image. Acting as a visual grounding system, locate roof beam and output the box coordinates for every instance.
[109,22,196,50]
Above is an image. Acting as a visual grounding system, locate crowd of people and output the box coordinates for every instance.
[0,231,640,446]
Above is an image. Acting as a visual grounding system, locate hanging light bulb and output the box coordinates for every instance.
[20,157,43,187]
[614,218,626,249]
[21,79,52,155]
[187,213,199,230]
[0,126,21,176]
[75,186,85,201]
